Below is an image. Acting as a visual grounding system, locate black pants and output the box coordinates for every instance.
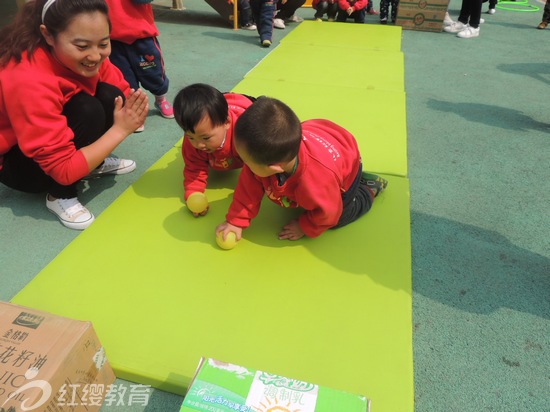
[458,0,483,28]
[542,0,550,22]
[380,0,399,21]
[332,164,374,229]
[0,83,123,198]
[275,0,306,19]
[482,0,497,9]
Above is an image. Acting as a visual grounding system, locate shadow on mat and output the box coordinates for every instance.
[153,6,230,29]
[411,210,550,319]
[497,62,550,87]
[427,98,550,132]
[131,150,240,200]
[132,152,407,292]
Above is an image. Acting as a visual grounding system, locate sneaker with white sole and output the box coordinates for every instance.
[457,26,480,38]
[274,18,286,29]
[154,98,174,119]
[444,21,467,33]
[86,156,136,178]
[241,23,257,30]
[488,8,495,14]
[46,195,95,230]
[135,124,145,133]
[285,14,304,23]
[443,12,453,26]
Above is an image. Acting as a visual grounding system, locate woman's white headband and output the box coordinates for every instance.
[41,0,57,23]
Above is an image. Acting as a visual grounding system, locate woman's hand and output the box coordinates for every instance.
[113,89,149,135]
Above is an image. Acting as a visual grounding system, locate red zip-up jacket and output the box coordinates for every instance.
[182,93,254,200]
[0,47,130,185]
[105,0,159,44]
[226,119,362,238]
[338,0,368,11]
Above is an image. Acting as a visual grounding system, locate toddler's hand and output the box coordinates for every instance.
[278,219,305,241]
[215,222,243,241]
[192,206,209,218]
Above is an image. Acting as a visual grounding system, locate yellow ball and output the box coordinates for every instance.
[216,231,237,250]
[187,192,208,213]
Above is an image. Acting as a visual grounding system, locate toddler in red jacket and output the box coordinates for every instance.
[216,97,388,243]
[105,0,173,130]
[173,83,255,216]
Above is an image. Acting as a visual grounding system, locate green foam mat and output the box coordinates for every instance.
[12,145,413,412]
[232,77,408,177]
[245,42,404,92]
[280,20,402,52]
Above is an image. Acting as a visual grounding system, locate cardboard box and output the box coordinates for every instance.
[395,0,450,32]
[180,358,371,412]
[0,302,115,412]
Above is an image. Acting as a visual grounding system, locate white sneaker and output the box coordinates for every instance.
[479,18,485,23]
[135,124,145,133]
[443,12,453,26]
[488,8,495,14]
[86,156,136,178]
[274,18,286,29]
[286,14,304,23]
[457,26,480,38]
[46,195,95,230]
[444,21,467,33]
[241,23,257,30]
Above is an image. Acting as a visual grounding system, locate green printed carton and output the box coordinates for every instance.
[180,358,371,412]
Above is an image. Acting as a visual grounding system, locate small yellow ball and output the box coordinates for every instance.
[187,192,208,213]
[216,231,237,250]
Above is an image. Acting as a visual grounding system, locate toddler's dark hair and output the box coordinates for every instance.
[173,83,229,133]
[234,96,301,165]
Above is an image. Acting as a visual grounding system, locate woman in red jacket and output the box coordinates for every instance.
[0,0,149,230]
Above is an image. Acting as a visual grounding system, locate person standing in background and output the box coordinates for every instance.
[105,0,173,131]
[537,0,550,29]
[250,0,276,47]
[443,0,483,38]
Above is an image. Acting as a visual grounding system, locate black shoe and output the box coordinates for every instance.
[361,172,388,197]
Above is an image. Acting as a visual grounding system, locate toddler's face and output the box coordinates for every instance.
[185,114,230,153]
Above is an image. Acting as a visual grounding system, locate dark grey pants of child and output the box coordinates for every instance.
[110,37,169,96]
[332,165,373,229]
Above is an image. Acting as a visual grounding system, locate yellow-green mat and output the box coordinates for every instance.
[12,22,413,412]
[245,42,404,93]
[280,20,403,52]
[12,148,412,411]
